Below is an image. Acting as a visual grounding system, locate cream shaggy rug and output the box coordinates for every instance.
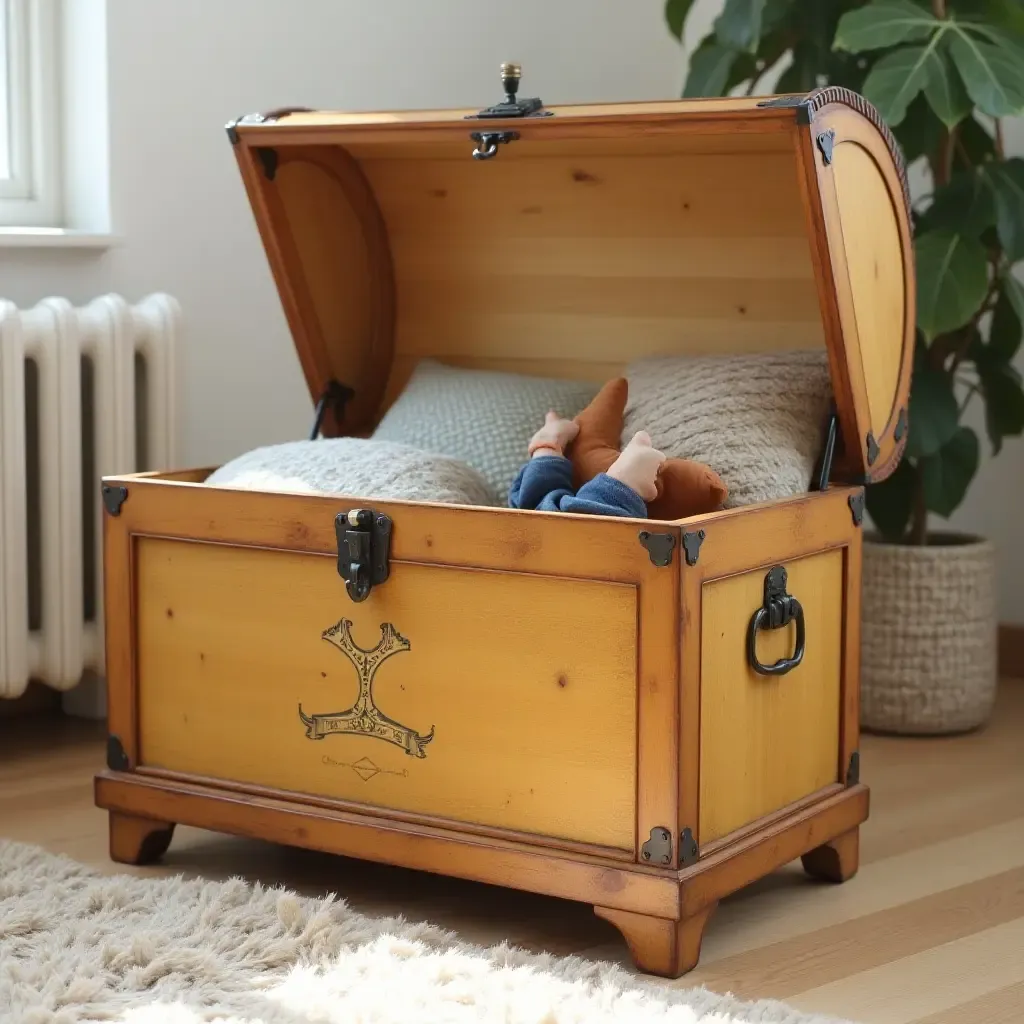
[0,840,858,1024]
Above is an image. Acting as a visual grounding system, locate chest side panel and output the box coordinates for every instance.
[698,547,844,844]
[134,537,638,852]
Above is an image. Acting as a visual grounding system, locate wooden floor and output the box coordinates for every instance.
[2,682,1023,1024]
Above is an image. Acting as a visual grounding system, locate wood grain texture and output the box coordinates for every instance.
[595,904,717,979]
[94,770,679,918]
[108,812,176,866]
[802,827,859,883]
[830,142,906,439]
[8,680,1023,1022]
[231,143,394,435]
[135,537,639,850]
[677,486,860,846]
[366,145,824,404]
[698,549,844,844]
[807,106,915,484]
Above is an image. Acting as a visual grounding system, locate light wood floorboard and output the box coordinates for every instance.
[1,681,1022,1024]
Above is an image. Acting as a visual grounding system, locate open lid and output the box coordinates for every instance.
[227,69,914,485]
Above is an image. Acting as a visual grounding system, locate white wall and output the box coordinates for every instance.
[2,0,1021,622]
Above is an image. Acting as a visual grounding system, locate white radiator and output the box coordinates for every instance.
[0,294,179,699]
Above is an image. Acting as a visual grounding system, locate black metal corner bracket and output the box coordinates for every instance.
[638,531,676,567]
[756,94,814,124]
[682,529,706,567]
[846,750,860,786]
[641,826,673,867]
[894,407,907,443]
[106,735,130,772]
[817,129,836,165]
[680,827,699,867]
[310,380,356,440]
[866,432,880,466]
[225,106,314,144]
[747,565,806,676]
[848,490,865,527]
[256,146,278,181]
[102,484,128,517]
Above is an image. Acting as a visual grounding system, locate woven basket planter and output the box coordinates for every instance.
[861,533,998,735]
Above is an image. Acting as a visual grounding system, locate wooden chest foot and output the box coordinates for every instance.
[109,811,176,865]
[801,826,859,882]
[595,903,717,978]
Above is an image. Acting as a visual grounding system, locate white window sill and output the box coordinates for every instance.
[0,228,121,249]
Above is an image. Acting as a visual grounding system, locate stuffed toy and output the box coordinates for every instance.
[508,412,668,519]
[567,377,727,519]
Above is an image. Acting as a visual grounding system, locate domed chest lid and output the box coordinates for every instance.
[226,73,914,485]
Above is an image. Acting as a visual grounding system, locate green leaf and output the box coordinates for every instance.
[957,21,1024,63]
[951,0,1024,38]
[683,39,740,97]
[981,159,1024,262]
[1003,268,1024,324]
[988,288,1023,363]
[917,169,996,237]
[865,458,917,542]
[954,114,999,170]
[761,0,792,36]
[893,95,945,164]
[861,43,938,125]
[979,361,1024,454]
[906,363,960,458]
[923,44,973,127]
[921,426,980,517]
[665,0,696,41]
[914,230,991,340]
[714,0,768,53]
[947,31,1024,118]
[834,0,939,53]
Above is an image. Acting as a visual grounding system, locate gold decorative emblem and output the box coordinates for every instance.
[298,620,435,758]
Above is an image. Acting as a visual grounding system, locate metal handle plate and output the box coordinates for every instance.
[746,565,806,676]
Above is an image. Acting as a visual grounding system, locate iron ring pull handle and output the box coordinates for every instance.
[746,565,806,676]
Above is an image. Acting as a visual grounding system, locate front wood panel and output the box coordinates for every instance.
[135,538,638,851]
[831,142,905,439]
[698,548,844,844]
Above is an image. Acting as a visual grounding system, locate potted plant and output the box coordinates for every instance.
[666,0,1024,733]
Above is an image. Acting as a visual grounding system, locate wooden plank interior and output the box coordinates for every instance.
[358,136,824,414]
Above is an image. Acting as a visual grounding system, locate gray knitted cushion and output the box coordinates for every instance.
[622,350,833,508]
[372,360,600,503]
[205,437,499,507]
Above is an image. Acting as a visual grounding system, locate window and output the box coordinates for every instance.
[0,0,60,228]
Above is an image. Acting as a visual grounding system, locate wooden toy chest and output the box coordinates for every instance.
[94,71,914,978]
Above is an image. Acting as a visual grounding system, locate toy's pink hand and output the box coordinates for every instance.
[528,410,580,458]
[607,431,666,501]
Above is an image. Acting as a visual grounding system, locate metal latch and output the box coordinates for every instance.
[336,509,392,602]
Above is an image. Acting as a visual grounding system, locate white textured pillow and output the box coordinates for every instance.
[623,350,833,508]
[205,438,499,507]
[371,359,600,504]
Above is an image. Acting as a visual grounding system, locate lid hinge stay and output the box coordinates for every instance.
[256,147,279,181]
[310,380,356,440]
[812,405,840,492]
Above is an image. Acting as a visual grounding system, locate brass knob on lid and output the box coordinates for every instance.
[501,62,522,100]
